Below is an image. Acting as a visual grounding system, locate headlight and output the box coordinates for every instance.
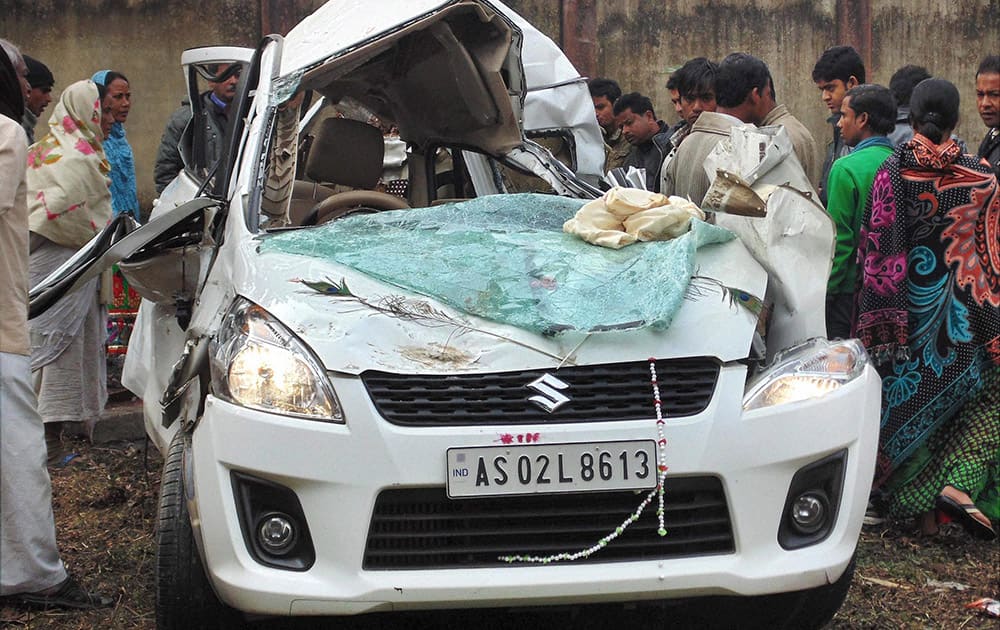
[210,297,344,422]
[742,338,869,411]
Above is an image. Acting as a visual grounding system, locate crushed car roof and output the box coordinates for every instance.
[280,0,454,77]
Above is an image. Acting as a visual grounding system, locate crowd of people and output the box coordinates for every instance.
[0,31,998,614]
[589,48,1000,542]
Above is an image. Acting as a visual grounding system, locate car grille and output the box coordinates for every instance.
[363,477,733,569]
[361,358,720,426]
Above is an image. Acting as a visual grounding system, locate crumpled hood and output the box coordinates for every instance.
[237,238,767,375]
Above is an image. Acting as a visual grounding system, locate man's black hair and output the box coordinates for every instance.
[675,57,718,101]
[843,84,896,135]
[666,71,680,91]
[977,54,1000,78]
[715,52,771,108]
[909,78,959,144]
[812,45,866,84]
[888,65,930,107]
[613,92,655,119]
[588,77,622,103]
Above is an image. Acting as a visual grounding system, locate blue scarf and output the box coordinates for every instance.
[103,123,140,221]
[92,70,140,221]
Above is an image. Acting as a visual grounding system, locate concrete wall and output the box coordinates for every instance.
[507,0,998,165]
[3,0,997,210]
[870,0,998,145]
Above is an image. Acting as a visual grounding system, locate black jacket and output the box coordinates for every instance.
[622,121,673,192]
[978,127,1000,179]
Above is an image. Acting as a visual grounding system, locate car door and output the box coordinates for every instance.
[155,46,254,206]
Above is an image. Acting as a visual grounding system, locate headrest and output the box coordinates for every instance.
[305,117,385,189]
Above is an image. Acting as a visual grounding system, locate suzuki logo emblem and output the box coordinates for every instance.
[526,373,570,413]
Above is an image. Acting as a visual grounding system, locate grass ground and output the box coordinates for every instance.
[1,437,996,629]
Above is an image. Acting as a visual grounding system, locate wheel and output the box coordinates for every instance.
[155,431,240,629]
[300,189,410,225]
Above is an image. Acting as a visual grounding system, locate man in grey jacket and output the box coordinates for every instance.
[662,52,818,206]
[153,63,241,193]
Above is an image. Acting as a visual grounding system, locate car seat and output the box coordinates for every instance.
[292,117,409,225]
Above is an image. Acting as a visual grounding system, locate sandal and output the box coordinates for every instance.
[935,494,997,541]
[12,576,114,610]
[863,500,886,527]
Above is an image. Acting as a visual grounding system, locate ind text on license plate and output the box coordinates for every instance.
[446,440,656,498]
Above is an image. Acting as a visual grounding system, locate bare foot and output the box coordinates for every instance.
[940,485,993,530]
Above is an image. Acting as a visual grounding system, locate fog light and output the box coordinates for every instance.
[258,512,297,555]
[790,491,828,535]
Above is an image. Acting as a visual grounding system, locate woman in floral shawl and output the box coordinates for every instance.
[26,79,114,458]
[854,78,1000,539]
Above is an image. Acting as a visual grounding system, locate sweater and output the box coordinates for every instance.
[760,104,821,190]
[825,135,894,294]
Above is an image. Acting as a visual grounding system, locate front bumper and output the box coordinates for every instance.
[189,362,880,616]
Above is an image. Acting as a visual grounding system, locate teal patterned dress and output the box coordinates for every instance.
[853,134,1000,519]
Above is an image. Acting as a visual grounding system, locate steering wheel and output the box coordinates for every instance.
[300,190,410,226]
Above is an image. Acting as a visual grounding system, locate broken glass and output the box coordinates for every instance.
[262,193,734,335]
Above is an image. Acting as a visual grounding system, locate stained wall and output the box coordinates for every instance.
[2,1,268,210]
[3,1,997,209]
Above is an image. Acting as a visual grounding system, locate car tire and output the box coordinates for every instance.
[156,431,240,629]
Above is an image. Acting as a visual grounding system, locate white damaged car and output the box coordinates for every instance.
[30,1,880,628]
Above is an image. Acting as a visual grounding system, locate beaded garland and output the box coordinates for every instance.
[499,358,668,564]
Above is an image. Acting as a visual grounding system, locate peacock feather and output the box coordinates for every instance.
[300,277,354,297]
[686,275,764,317]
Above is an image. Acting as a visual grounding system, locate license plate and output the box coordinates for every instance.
[446,440,656,498]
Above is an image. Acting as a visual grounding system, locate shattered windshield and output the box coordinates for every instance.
[261,193,734,335]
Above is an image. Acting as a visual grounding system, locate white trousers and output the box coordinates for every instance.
[0,351,67,595]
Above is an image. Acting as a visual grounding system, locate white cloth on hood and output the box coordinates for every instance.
[563,186,705,249]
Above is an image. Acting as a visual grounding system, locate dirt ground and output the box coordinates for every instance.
[1,437,997,629]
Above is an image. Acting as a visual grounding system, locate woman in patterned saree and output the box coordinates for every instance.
[854,78,1000,540]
